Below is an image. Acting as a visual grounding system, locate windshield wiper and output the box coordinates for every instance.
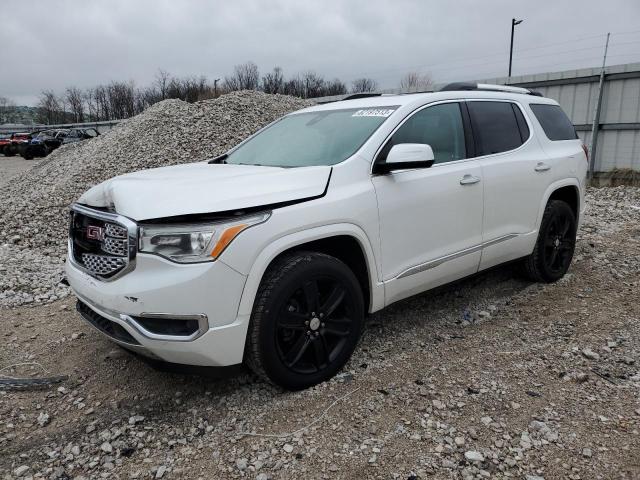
[208,153,228,164]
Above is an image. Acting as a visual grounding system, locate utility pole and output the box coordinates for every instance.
[214,78,220,98]
[508,18,523,79]
[588,33,610,179]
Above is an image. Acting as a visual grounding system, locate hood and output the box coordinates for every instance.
[78,162,332,220]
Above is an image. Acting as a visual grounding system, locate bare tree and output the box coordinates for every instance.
[223,62,260,91]
[155,69,171,100]
[84,89,97,121]
[107,81,136,119]
[94,85,110,121]
[324,78,347,96]
[302,71,327,98]
[351,77,378,93]
[283,75,305,97]
[262,67,284,94]
[29,63,355,120]
[399,72,433,92]
[66,86,85,122]
[37,90,63,124]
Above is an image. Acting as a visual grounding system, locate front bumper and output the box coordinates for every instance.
[65,252,251,367]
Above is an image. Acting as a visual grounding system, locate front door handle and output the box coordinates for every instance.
[535,162,551,172]
[460,174,481,186]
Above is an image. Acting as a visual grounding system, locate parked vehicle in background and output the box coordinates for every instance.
[20,130,66,160]
[3,133,32,157]
[0,134,11,155]
[67,83,587,390]
[61,128,99,144]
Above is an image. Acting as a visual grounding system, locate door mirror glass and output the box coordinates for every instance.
[375,143,434,173]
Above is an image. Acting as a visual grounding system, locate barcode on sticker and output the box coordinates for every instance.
[352,109,395,117]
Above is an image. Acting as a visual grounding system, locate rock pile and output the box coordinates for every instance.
[0,91,311,307]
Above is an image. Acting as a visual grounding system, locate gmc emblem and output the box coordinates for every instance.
[86,226,105,241]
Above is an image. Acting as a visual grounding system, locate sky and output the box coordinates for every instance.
[2,0,640,106]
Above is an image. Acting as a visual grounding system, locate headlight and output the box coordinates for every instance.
[138,212,270,263]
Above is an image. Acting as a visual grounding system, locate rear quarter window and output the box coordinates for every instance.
[529,104,577,141]
[467,101,525,156]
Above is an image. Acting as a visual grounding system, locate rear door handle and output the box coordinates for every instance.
[460,174,481,185]
[535,162,551,172]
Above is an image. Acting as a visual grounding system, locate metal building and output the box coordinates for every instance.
[481,62,640,173]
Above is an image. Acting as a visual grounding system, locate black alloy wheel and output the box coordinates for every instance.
[542,208,575,275]
[275,276,354,375]
[246,252,364,390]
[522,199,577,283]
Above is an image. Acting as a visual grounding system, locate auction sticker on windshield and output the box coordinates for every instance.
[352,108,395,117]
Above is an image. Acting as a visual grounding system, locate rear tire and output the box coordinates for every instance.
[246,251,364,390]
[522,199,577,283]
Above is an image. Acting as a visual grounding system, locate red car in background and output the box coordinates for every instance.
[3,132,32,157]
[0,134,11,155]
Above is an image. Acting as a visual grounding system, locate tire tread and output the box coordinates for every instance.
[245,251,337,383]
[521,199,575,283]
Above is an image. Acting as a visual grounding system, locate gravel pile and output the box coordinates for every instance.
[0,91,311,308]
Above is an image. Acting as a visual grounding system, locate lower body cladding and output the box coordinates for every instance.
[65,253,251,366]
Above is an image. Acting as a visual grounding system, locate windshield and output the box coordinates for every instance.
[226,106,398,167]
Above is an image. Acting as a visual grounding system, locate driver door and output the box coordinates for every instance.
[371,101,484,305]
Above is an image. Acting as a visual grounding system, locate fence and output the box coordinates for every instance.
[0,120,121,135]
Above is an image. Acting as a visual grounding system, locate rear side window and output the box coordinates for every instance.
[530,104,577,141]
[467,101,526,156]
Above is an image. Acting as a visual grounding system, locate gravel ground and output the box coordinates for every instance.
[0,91,312,308]
[0,156,44,188]
[1,186,639,479]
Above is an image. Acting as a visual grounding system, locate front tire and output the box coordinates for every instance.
[246,252,364,390]
[522,199,577,283]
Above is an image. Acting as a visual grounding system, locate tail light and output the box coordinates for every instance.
[581,144,589,164]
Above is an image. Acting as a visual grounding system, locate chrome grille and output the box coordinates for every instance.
[69,205,137,281]
[105,223,127,238]
[81,253,127,276]
[102,236,128,256]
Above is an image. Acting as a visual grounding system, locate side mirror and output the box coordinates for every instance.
[374,143,435,174]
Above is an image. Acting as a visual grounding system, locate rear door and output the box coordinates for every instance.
[372,101,484,305]
[466,100,550,269]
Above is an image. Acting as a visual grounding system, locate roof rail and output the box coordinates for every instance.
[342,92,383,101]
[440,82,542,96]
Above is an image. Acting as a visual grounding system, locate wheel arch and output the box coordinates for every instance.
[234,225,383,318]
[536,179,582,230]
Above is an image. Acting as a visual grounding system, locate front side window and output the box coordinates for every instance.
[530,104,577,141]
[378,102,466,164]
[467,101,525,155]
[226,106,398,168]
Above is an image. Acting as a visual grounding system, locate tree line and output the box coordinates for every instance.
[25,62,432,125]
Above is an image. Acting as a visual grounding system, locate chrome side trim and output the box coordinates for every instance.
[396,234,519,279]
[68,203,138,282]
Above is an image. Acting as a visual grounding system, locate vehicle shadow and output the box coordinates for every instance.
[110,262,534,399]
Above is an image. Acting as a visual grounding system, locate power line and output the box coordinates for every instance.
[354,29,640,85]
[352,34,615,80]
[372,41,638,81]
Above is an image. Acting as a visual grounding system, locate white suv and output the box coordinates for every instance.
[66,83,587,389]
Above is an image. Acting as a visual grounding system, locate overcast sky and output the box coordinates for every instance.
[3,0,640,106]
